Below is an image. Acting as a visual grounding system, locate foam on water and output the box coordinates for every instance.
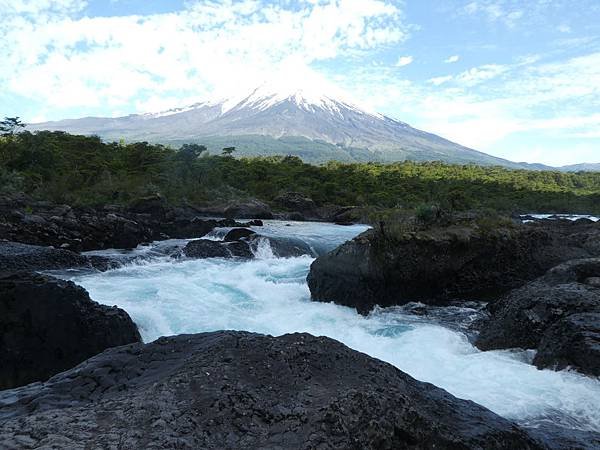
[66,221,600,432]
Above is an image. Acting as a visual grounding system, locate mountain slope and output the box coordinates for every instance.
[559,163,600,172]
[28,85,523,167]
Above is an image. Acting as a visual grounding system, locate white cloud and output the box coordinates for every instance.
[444,55,460,63]
[428,76,453,86]
[462,1,524,27]
[557,24,571,33]
[395,55,413,67]
[454,63,508,85]
[0,0,410,114]
[425,63,507,88]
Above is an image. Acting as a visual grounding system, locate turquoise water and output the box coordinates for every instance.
[64,221,600,432]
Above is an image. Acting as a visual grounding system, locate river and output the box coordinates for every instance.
[55,220,600,434]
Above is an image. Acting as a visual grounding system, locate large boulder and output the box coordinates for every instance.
[224,227,256,241]
[224,200,273,219]
[475,259,600,376]
[127,194,167,217]
[0,272,141,390]
[0,332,542,449]
[274,192,317,215]
[308,220,600,314]
[184,235,314,260]
[183,239,253,259]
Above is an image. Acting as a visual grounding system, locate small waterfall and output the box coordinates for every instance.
[250,237,276,259]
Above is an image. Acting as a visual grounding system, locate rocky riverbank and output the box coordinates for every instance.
[308,217,600,314]
[0,193,268,252]
[0,192,360,253]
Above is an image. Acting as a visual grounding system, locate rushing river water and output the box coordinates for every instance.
[57,221,600,434]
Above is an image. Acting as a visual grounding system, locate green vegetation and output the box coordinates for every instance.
[1,130,600,214]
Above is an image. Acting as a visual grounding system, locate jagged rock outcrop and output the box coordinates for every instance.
[0,272,141,390]
[476,259,600,376]
[308,219,600,314]
[0,332,543,449]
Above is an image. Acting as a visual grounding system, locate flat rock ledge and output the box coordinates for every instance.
[0,332,542,450]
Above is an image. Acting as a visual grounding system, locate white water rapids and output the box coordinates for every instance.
[57,221,600,433]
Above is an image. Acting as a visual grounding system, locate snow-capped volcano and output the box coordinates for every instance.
[29,82,518,167]
[220,81,382,119]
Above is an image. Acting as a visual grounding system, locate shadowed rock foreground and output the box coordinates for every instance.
[0,272,141,390]
[0,332,542,450]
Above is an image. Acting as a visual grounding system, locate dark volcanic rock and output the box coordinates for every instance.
[161,217,218,239]
[183,234,314,260]
[183,239,253,259]
[251,235,315,258]
[127,193,167,217]
[476,258,600,351]
[0,272,141,390]
[534,313,600,375]
[224,227,257,241]
[476,259,600,376]
[0,241,91,272]
[274,192,317,215]
[0,332,542,449]
[224,200,273,219]
[475,282,600,351]
[308,220,600,314]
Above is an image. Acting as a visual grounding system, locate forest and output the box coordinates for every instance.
[1,130,600,214]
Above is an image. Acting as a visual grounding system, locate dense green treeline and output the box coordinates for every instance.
[1,130,600,214]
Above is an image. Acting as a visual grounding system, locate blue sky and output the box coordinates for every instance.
[1,0,599,166]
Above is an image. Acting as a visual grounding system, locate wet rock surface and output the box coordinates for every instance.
[224,227,257,241]
[183,233,315,260]
[0,242,93,272]
[308,219,600,314]
[0,331,543,450]
[476,258,600,376]
[0,272,141,390]
[183,239,254,259]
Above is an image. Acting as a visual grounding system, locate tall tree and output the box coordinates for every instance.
[0,117,25,136]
